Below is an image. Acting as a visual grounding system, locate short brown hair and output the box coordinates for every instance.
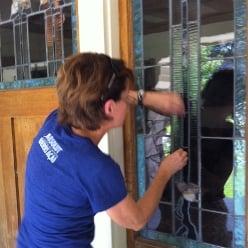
[56,52,134,130]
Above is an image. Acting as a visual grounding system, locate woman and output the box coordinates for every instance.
[17,52,187,247]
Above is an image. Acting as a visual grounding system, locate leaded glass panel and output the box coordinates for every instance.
[132,0,246,247]
[0,0,76,86]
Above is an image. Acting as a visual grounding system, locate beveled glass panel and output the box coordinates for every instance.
[234,57,246,138]
[202,211,234,247]
[1,22,15,67]
[143,0,170,66]
[29,13,46,63]
[234,139,245,216]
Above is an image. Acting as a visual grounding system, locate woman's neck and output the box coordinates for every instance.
[71,126,106,145]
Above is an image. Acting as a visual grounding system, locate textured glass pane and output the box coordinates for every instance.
[234,57,246,138]
[174,203,199,240]
[54,10,63,60]
[137,133,146,198]
[1,22,15,67]
[201,0,233,40]
[0,0,12,21]
[202,211,234,247]
[234,0,246,56]
[132,0,144,68]
[63,6,73,58]
[29,13,46,62]
[201,62,234,138]
[201,139,233,212]
[143,0,169,65]
[234,216,245,247]
[234,139,245,216]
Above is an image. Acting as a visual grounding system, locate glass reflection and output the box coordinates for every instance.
[143,0,170,65]
[202,211,233,247]
[29,14,46,63]
[0,22,15,67]
[201,62,234,137]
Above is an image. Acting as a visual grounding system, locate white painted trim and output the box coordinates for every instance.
[77,1,127,248]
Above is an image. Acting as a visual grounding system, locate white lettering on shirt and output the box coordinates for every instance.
[38,133,63,164]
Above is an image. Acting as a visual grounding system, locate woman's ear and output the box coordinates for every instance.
[103,99,116,117]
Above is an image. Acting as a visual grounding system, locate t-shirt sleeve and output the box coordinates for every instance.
[82,155,128,214]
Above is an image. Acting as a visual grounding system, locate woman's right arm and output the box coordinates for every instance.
[106,148,188,231]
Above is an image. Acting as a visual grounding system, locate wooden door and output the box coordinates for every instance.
[0,87,57,247]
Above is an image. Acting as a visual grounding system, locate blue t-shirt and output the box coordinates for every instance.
[17,110,127,248]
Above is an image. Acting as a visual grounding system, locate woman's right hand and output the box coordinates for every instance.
[159,148,188,177]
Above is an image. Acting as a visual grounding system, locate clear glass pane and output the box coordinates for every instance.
[31,62,47,79]
[29,13,46,63]
[201,0,234,39]
[202,211,234,247]
[201,61,234,138]
[143,0,170,65]
[3,67,17,82]
[0,0,12,21]
[1,22,15,67]
[201,139,234,212]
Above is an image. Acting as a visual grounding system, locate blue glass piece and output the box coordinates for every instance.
[235,0,247,29]
[234,216,245,248]
[0,77,54,90]
[234,139,245,216]
[137,133,146,198]
[235,28,246,57]
[132,0,144,68]
[141,230,217,248]
[234,57,246,138]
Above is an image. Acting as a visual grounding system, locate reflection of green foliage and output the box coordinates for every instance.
[224,171,233,198]
[201,46,223,91]
[164,123,171,135]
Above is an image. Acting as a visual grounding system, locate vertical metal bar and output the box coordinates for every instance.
[61,7,65,62]
[44,10,50,77]
[26,15,31,79]
[13,19,17,81]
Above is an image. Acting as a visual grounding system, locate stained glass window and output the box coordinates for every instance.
[133,0,246,247]
[0,0,77,88]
